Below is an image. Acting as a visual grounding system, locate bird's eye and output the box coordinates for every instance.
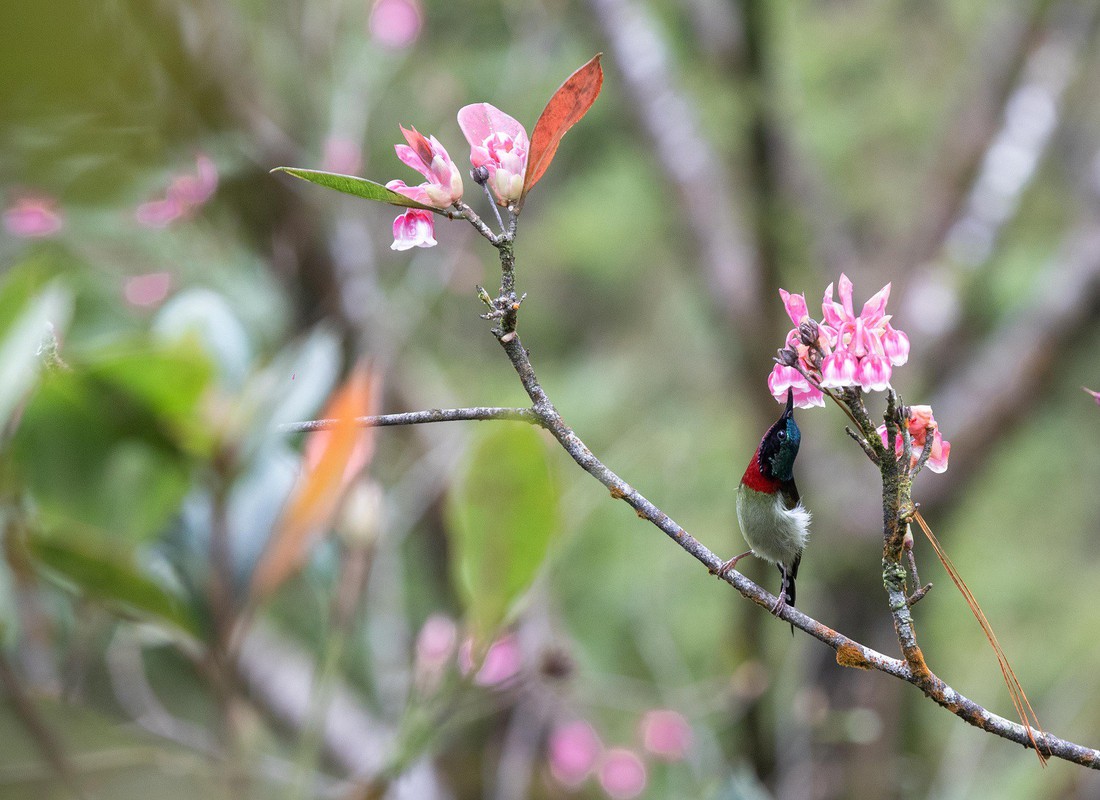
[777,429,786,440]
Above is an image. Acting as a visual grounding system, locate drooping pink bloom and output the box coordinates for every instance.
[598,748,647,800]
[1084,387,1100,406]
[368,0,423,48]
[388,126,463,208]
[4,196,63,238]
[768,363,825,408]
[391,209,437,250]
[877,404,950,473]
[639,709,692,762]
[548,720,603,787]
[457,103,529,205]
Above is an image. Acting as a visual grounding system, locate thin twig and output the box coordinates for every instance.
[0,650,89,800]
[278,407,541,433]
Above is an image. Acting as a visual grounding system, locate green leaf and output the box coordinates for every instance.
[271,167,438,210]
[447,424,560,642]
[9,340,213,542]
[27,534,201,638]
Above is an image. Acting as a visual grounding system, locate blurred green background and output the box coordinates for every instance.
[3,1,1100,798]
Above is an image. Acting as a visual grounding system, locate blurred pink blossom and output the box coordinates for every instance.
[390,208,436,250]
[598,748,647,800]
[124,272,172,308]
[369,0,423,49]
[416,614,457,671]
[322,136,363,176]
[548,720,603,787]
[457,103,529,205]
[457,632,523,687]
[4,196,63,238]
[639,709,692,761]
[414,614,457,692]
[136,154,218,228]
[1085,387,1100,406]
[474,633,522,686]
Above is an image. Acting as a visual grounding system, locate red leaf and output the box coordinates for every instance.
[250,363,381,601]
[520,54,604,204]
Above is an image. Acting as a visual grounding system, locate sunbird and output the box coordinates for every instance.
[716,388,810,618]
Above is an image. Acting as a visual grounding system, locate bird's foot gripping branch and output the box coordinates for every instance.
[274,55,1098,770]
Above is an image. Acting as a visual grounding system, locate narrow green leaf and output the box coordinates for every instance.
[28,535,201,638]
[271,167,437,210]
[447,424,560,642]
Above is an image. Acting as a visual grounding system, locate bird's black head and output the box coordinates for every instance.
[758,388,802,481]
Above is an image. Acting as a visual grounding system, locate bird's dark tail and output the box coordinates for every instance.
[779,555,801,635]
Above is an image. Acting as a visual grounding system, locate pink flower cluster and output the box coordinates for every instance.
[877,405,951,473]
[387,104,529,251]
[769,274,910,408]
[547,709,692,798]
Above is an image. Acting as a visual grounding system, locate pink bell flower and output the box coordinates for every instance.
[768,363,825,408]
[391,209,436,250]
[389,126,463,208]
[457,103,529,205]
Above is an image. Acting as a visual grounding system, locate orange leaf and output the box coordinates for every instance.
[519,54,604,205]
[250,363,380,601]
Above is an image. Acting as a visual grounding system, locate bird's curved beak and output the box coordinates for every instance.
[784,387,794,417]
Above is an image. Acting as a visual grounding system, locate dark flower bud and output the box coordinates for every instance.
[776,347,798,367]
[471,165,490,185]
[799,318,820,347]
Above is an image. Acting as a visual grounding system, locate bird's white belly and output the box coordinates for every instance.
[736,485,811,566]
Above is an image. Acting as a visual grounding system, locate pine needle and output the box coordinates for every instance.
[913,510,1048,765]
